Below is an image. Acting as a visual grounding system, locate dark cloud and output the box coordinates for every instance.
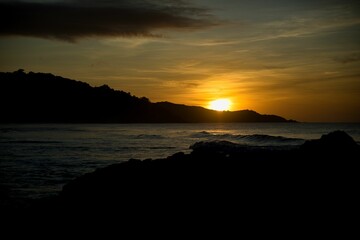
[334,53,360,64]
[0,0,218,41]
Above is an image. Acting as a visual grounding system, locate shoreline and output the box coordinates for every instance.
[2,131,358,216]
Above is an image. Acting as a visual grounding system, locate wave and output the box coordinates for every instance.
[237,134,304,143]
[1,140,62,144]
[190,131,305,146]
[190,131,213,138]
[0,127,86,133]
[148,146,176,150]
[133,134,165,139]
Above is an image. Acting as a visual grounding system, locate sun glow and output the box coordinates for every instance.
[208,99,232,111]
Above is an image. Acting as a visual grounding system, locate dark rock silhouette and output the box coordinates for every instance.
[2,131,358,231]
[0,70,295,123]
[301,130,359,152]
[22,131,354,217]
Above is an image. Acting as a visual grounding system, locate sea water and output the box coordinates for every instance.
[1,123,359,199]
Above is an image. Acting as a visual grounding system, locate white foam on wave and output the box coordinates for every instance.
[190,131,305,146]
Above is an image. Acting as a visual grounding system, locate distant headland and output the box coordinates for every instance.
[0,70,296,123]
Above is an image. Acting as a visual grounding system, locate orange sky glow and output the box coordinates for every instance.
[0,0,359,122]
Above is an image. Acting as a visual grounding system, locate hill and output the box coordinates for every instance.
[0,70,295,123]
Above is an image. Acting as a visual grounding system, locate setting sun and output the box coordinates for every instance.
[209,99,232,111]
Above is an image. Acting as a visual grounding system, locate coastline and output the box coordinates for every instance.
[2,131,358,219]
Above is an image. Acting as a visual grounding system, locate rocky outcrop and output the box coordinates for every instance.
[3,130,355,227]
[301,130,359,152]
[50,131,358,217]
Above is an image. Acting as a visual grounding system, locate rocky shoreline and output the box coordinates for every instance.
[2,131,359,224]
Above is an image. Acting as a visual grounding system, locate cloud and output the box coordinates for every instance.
[0,0,218,41]
[334,53,360,64]
[246,5,360,43]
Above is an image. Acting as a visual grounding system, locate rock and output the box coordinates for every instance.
[18,131,358,222]
[301,130,359,153]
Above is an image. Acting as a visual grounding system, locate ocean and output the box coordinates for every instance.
[1,123,360,200]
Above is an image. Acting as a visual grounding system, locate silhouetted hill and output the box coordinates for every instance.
[0,70,295,123]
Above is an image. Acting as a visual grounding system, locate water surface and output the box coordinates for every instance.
[1,123,359,199]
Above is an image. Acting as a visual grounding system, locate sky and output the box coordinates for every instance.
[0,0,360,122]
